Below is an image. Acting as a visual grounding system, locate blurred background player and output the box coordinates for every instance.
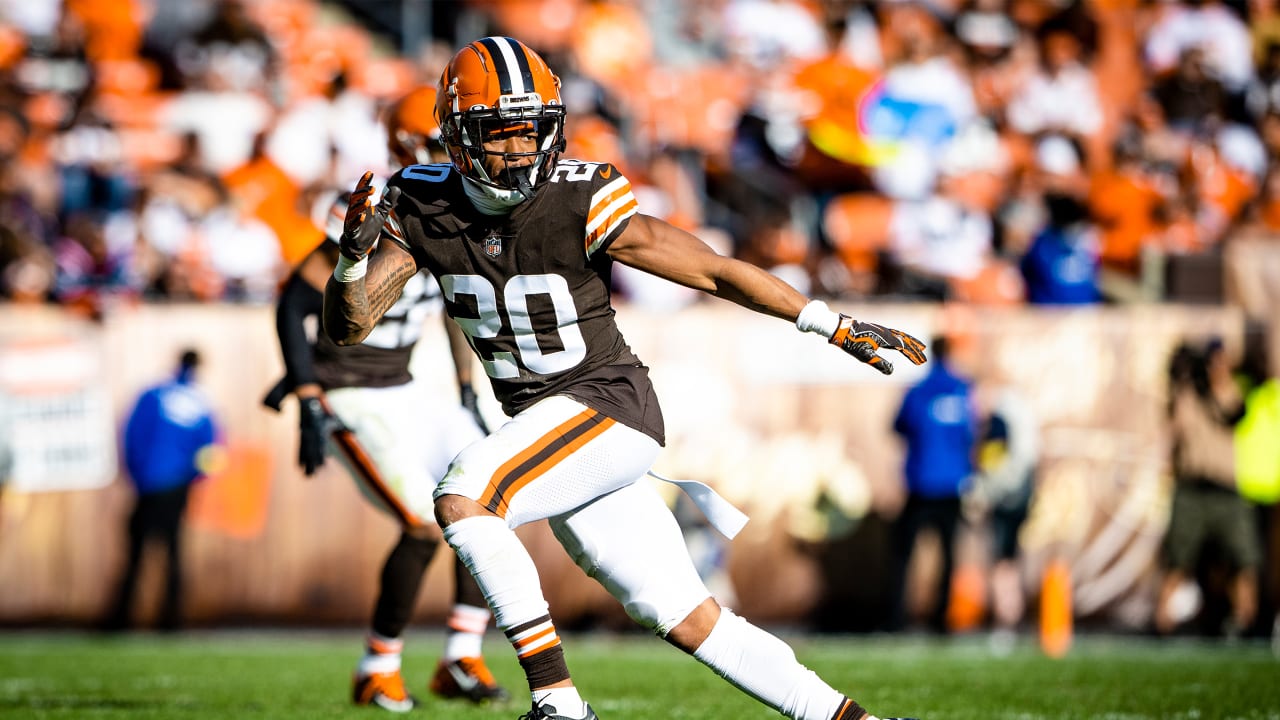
[265,86,508,712]
[965,373,1040,653]
[103,348,220,632]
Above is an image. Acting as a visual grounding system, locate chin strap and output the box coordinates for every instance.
[514,172,535,201]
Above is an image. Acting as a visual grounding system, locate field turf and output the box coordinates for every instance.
[1,630,1276,719]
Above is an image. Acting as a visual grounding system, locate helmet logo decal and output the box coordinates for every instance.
[482,230,504,258]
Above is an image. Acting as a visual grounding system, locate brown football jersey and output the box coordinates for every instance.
[383,160,665,445]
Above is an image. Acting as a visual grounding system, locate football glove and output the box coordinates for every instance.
[298,396,345,476]
[830,315,928,375]
[339,171,402,261]
[459,383,490,435]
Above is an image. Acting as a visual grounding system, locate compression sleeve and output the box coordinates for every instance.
[275,271,325,389]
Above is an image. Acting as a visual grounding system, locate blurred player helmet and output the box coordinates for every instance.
[386,86,446,168]
[435,36,566,199]
[323,191,351,243]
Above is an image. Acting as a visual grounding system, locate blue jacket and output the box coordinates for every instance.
[123,370,217,495]
[1020,225,1100,305]
[893,363,975,498]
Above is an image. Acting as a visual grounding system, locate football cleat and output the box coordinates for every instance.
[429,656,511,703]
[517,702,599,720]
[352,670,417,713]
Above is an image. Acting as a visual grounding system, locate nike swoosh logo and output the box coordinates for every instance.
[447,663,479,691]
[599,165,612,179]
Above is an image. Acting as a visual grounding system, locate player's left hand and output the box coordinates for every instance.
[830,315,928,375]
[298,396,345,476]
[459,382,491,435]
[340,172,401,261]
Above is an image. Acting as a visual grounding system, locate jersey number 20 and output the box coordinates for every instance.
[441,273,586,379]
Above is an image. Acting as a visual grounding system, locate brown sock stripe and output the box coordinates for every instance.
[480,409,614,516]
[519,641,571,688]
[832,697,868,720]
[506,618,559,656]
[504,614,570,687]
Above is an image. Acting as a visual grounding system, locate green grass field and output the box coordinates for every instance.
[1,630,1277,719]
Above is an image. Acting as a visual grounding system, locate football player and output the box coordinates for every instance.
[324,37,927,720]
[266,86,508,712]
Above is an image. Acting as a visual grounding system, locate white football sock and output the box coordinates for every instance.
[444,603,490,660]
[442,517,550,632]
[692,609,847,720]
[532,687,588,718]
[358,632,402,675]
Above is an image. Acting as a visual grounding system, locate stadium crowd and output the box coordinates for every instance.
[1,0,1278,649]
[0,0,1278,316]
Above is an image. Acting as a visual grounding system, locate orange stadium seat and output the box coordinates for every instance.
[822,193,893,274]
[348,57,417,100]
[246,0,316,39]
[277,22,376,101]
[64,0,144,62]
[564,114,632,178]
[0,25,25,70]
[950,259,1026,306]
[570,0,652,88]
[630,65,751,160]
[95,58,159,97]
[477,0,583,53]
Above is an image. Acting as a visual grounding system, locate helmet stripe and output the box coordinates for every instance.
[478,36,526,95]
[504,37,535,96]
[476,38,510,94]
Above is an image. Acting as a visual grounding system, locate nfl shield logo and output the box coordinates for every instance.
[483,232,503,258]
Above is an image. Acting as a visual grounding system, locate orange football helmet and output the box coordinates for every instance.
[435,36,566,197]
[386,86,446,168]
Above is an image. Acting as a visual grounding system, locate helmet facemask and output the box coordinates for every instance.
[443,95,566,201]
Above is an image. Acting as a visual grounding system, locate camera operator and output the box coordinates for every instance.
[1155,338,1260,637]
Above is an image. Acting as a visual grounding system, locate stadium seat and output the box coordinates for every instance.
[822,192,893,274]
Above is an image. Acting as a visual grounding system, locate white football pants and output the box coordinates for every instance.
[327,379,485,526]
[436,395,712,633]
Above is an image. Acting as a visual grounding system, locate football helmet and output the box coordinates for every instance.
[385,86,446,168]
[435,37,566,200]
[323,190,350,242]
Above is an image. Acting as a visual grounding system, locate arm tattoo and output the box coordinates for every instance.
[322,248,418,345]
[367,258,417,318]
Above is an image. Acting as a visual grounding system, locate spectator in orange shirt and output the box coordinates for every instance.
[222,131,321,267]
[1089,135,1166,276]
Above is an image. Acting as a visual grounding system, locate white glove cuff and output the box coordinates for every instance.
[333,254,367,283]
[796,299,841,338]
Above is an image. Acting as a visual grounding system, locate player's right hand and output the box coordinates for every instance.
[339,171,402,261]
[298,396,343,476]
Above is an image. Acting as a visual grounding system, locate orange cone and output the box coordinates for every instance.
[1040,558,1073,658]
